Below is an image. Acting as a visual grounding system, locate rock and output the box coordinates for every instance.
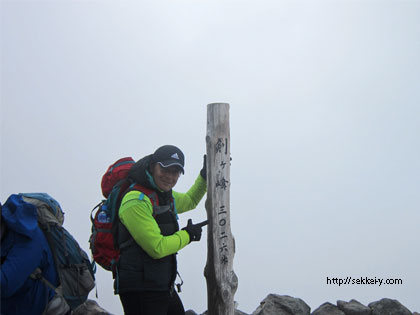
[368,298,412,315]
[72,299,115,315]
[337,299,371,315]
[200,309,249,315]
[252,294,311,315]
[312,302,345,315]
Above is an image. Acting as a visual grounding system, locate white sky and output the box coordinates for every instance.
[1,0,420,314]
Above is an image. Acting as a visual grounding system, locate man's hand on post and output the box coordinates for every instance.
[200,155,207,180]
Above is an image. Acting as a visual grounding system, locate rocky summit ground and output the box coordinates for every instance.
[186,294,418,315]
[74,294,418,314]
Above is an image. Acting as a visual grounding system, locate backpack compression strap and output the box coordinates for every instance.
[30,268,59,294]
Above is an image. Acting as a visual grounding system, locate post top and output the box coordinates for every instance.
[207,102,229,106]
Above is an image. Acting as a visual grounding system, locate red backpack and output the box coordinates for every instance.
[89,157,135,272]
[101,157,136,198]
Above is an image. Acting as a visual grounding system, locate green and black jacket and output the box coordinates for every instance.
[115,155,206,294]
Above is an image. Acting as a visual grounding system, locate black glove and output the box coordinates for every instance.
[200,155,207,180]
[182,219,203,243]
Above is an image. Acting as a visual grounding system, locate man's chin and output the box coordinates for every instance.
[159,184,173,192]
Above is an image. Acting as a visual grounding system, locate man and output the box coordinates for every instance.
[115,145,207,315]
[1,194,59,315]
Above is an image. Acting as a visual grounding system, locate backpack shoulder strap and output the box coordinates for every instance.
[130,184,174,217]
[130,184,158,205]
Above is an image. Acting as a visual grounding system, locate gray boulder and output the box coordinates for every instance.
[199,309,249,315]
[312,302,345,315]
[337,299,371,315]
[252,294,311,315]
[73,299,114,315]
[368,298,412,315]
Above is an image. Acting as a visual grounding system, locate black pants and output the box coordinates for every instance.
[119,290,185,315]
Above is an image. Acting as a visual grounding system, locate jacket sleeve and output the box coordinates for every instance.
[1,233,45,298]
[173,174,207,214]
[119,191,190,260]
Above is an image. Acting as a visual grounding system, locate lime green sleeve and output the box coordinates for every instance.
[119,191,190,259]
[173,174,207,214]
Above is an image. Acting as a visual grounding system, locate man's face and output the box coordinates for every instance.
[152,163,182,192]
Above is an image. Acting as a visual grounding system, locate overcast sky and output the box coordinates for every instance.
[1,0,420,314]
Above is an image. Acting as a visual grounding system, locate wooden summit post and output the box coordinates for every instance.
[204,103,238,315]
